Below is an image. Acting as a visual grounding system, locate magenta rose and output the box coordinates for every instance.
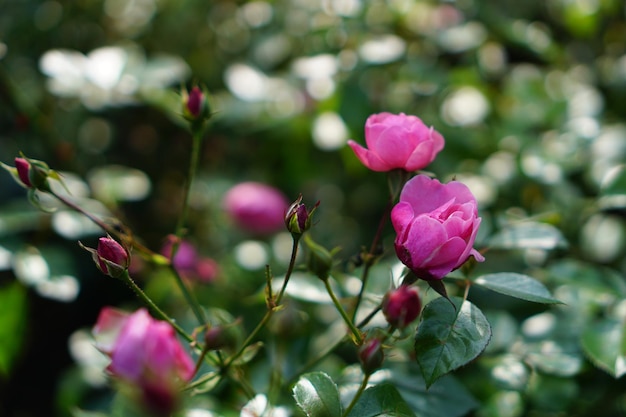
[93,308,195,415]
[223,182,289,235]
[391,175,484,280]
[347,112,445,172]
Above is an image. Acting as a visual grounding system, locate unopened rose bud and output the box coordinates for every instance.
[3,156,52,191]
[382,285,421,329]
[358,337,384,375]
[285,195,319,236]
[14,157,32,187]
[182,86,211,123]
[81,236,130,278]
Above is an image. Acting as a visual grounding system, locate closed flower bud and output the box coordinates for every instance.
[14,157,32,187]
[81,236,130,278]
[2,156,52,191]
[358,337,384,375]
[382,285,421,329]
[285,195,319,236]
[182,86,211,123]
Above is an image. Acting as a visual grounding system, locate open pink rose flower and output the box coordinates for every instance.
[93,307,195,415]
[348,112,445,172]
[391,175,484,280]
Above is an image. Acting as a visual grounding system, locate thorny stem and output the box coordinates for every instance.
[119,270,194,344]
[51,190,160,259]
[343,373,370,417]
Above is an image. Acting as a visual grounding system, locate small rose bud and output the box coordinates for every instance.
[285,195,319,236]
[81,236,130,278]
[182,86,211,123]
[3,156,52,191]
[382,285,421,329]
[358,337,384,375]
[14,157,32,187]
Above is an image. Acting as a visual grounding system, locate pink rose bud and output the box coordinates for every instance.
[14,157,32,187]
[223,182,289,235]
[285,194,319,236]
[391,175,484,281]
[81,237,130,278]
[347,112,445,172]
[93,308,195,416]
[382,285,421,329]
[358,337,384,375]
[182,86,211,123]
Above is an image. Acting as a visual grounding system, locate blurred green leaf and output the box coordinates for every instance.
[293,371,342,417]
[189,371,221,395]
[390,364,478,417]
[415,297,491,387]
[489,222,568,250]
[474,273,561,304]
[232,341,264,366]
[581,318,626,378]
[0,282,28,376]
[345,383,416,417]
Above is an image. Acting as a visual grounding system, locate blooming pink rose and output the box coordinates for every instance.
[391,175,484,280]
[347,112,445,172]
[93,308,195,415]
[223,182,289,235]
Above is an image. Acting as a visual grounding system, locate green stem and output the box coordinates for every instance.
[343,373,370,417]
[224,235,300,368]
[168,129,208,327]
[351,170,409,322]
[119,270,194,344]
[276,236,300,305]
[51,191,159,259]
[324,279,363,345]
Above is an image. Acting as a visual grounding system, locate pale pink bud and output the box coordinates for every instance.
[223,182,289,235]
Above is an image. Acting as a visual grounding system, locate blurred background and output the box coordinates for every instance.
[1,0,626,416]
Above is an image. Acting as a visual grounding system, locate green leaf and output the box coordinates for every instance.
[232,341,264,366]
[293,372,342,417]
[345,383,416,417]
[189,371,221,395]
[581,318,626,378]
[0,282,28,376]
[489,222,568,250]
[474,273,561,304]
[415,297,491,387]
[389,364,478,417]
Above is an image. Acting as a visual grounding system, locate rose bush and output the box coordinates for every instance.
[391,175,484,280]
[347,112,445,172]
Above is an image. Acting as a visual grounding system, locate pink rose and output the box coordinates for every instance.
[391,175,484,280]
[93,308,195,415]
[347,112,445,172]
[223,182,289,235]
